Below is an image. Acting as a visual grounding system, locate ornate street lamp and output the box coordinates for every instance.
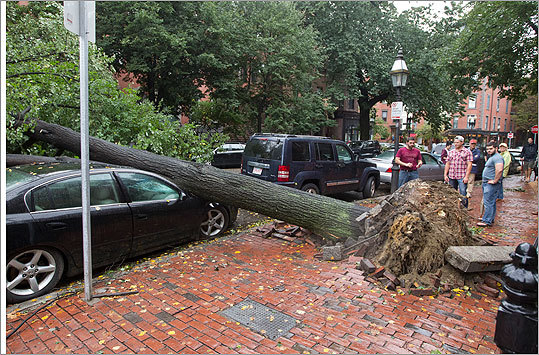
[390,49,409,193]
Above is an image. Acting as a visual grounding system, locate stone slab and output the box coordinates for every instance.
[445,246,515,273]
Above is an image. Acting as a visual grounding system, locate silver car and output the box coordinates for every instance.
[365,150,445,184]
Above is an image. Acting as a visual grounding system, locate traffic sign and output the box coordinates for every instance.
[507,132,514,139]
[391,102,403,120]
[531,125,538,134]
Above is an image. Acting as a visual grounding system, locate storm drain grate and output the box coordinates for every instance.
[221,299,297,340]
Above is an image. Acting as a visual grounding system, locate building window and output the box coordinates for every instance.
[338,100,344,109]
[504,119,507,131]
[496,97,500,112]
[382,110,388,121]
[506,101,509,114]
[485,116,489,130]
[348,99,355,110]
[467,115,476,129]
[453,116,459,129]
[487,94,491,108]
[468,95,476,109]
[498,117,501,130]
[492,117,496,131]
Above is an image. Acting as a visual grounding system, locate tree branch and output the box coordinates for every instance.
[7,72,75,83]
[7,52,68,64]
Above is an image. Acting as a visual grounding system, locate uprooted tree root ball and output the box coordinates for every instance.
[361,180,477,286]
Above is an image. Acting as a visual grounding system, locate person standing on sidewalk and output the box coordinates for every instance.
[521,137,538,182]
[395,137,423,188]
[498,143,511,200]
[444,136,473,208]
[440,141,452,165]
[477,142,504,227]
[467,139,481,200]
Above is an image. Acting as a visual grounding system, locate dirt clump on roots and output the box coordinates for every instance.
[361,179,478,287]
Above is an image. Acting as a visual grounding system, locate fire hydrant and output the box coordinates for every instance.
[494,242,538,354]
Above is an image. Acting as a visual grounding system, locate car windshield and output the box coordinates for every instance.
[6,168,41,191]
[243,138,283,160]
[376,150,395,160]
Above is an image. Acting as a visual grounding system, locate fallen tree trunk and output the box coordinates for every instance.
[15,118,369,242]
[6,154,81,167]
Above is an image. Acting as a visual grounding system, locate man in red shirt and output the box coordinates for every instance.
[444,135,473,208]
[395,137,423,188]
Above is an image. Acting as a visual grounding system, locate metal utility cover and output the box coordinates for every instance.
[221,299,297,340]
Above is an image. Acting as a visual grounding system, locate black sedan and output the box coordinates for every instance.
[6,162,238,303]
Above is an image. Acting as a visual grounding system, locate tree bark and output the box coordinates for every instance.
[16,118,369,243]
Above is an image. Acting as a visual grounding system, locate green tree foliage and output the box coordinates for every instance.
[372,119,390,140]
[7,2,226,161]
[446,1,538,103]
[199,1,335,135]
[512,95,538,131]
[299,1,463,139]
[96,2,206,116]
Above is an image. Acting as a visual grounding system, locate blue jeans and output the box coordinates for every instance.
[497,176,504,199]
[448,178,468,208]
[398,170,419,188]
[482,181,500,225]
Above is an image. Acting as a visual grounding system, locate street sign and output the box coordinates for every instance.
[391,101,403,120]
[508,132,514,139]
[64,1,95,43]
[532,125,538,134]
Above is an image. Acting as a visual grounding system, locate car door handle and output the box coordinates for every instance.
[315,164,323,168]
[45,222,68,230]
[135,214,148,220]
[337,162,345,168]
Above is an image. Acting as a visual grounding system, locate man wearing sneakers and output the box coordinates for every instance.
[477,142,504,227]
[521,137,537,182]
[467,139,481,200]
[444,136,473,208]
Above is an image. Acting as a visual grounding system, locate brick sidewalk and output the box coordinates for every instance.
[6,175,537,354]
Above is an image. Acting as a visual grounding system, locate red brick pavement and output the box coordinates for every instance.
[6,175,537,354]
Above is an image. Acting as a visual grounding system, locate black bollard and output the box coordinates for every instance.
[494,243,538,354]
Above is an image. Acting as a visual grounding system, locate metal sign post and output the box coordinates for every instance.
[64,1,95,302]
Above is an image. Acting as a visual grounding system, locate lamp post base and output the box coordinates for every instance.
[390,165,400,193]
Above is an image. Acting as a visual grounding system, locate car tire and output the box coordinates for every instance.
[200,204,230,239]
[301,183,320,194]
[362,176,376,198]
[6,248,64,304]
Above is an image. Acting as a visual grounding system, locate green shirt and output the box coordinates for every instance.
[500,151,511,178]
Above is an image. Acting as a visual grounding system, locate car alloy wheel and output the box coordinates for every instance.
[200,205,229,238]
[7,248,64,303]
[301,183,320,194]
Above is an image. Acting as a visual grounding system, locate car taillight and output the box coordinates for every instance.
[385,167,392,173]
[277,165,290,182]
[240,157,243,171]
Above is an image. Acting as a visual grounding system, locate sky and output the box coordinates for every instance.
[393,1,454,16]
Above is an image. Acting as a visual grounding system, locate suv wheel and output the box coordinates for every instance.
[301,183,320,194]
[362,176,376,198]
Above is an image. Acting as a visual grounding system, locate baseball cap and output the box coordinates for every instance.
[499,143,508,148]
[469,139,477,144]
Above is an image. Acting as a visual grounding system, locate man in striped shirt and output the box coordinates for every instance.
[444,135,473,208]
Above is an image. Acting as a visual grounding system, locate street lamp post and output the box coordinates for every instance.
[390,50,409,193]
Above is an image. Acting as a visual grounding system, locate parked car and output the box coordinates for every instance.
[508,147,522,159]
[347,140,381,158]
[6,162,238,303]
[364,150,446,184]
[241,133,380,197]
[211,142,245,169]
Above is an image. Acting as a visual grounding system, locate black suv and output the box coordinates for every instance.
[347,140,381,158]
[241,133,380,197]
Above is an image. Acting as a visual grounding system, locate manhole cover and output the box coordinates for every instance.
[221,299,297,340]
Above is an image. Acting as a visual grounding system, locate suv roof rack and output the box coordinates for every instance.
[252,133,330,140]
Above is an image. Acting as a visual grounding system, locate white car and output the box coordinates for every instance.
[364,149,445,184]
